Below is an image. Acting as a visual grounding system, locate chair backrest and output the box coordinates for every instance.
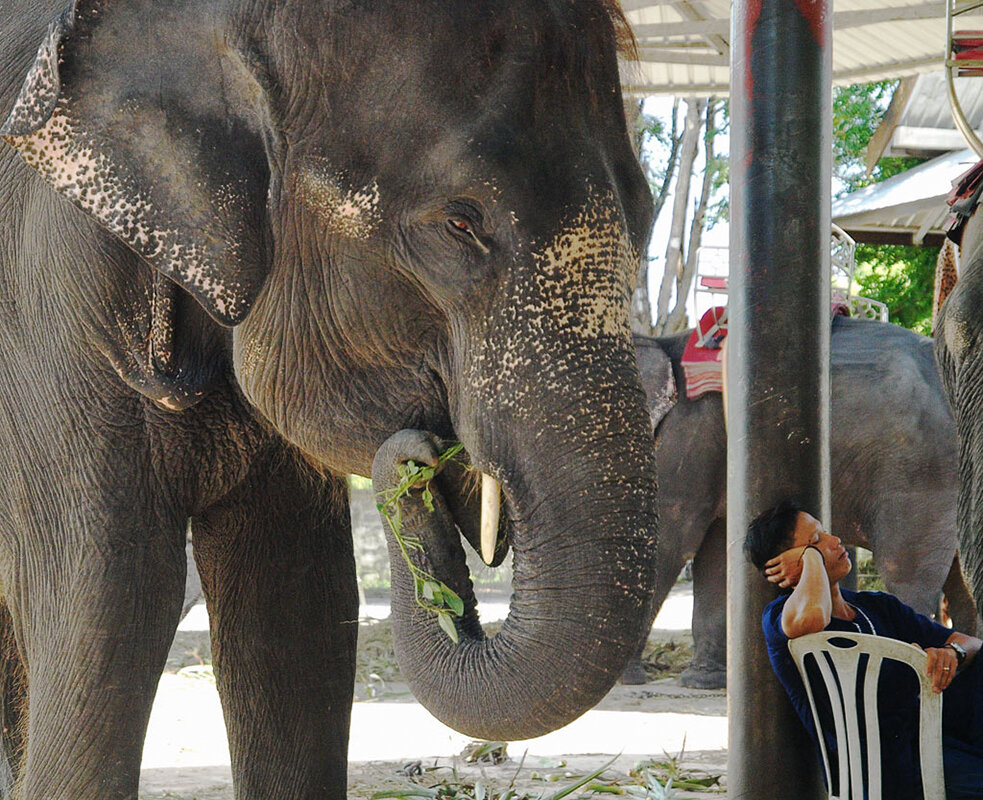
[787,632,945,800]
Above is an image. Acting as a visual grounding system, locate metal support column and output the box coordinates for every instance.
[727,0,832,795]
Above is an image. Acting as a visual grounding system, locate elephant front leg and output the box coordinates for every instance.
[679,518,727,690]
[192,452,357,800]
[10,518,187,799]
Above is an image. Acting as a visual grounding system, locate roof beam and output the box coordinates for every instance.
[832,55,946,81]
[672,0,731,57]
[636,48,730,66]
[865,76,918,169]
[629,1,946,42]
[632,53,943,74]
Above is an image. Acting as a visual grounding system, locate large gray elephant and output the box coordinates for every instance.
[937,188,983,621]
[0,2,658,798]
[632,315,968,689]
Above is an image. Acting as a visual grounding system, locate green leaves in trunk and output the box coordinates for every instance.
[377,443,466,643]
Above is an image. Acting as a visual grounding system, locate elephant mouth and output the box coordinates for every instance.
[431,450,513,570]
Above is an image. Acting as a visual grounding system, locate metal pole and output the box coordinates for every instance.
[727,0,832,794]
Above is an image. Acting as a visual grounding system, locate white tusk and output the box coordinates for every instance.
[480,472,501,565]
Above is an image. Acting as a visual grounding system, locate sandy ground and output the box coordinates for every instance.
[139,583,727,799]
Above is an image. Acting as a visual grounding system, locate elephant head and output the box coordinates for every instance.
[3,0,658,739]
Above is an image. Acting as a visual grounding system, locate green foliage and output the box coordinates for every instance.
[639,114,670,150]
[376,443,466,642]
[630,750,722,795]
[370,758,620,800]
[369,752,722,800]
[638,109,672,181]
[832,80,905,194]
[855,548,887,593]
[853,244,937,334]
[831,80,938,333]
[704,100,730,228]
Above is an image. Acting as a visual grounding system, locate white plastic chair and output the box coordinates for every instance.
[788,632,945,800]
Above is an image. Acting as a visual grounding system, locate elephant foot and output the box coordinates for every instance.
[678,664,726,689]
[619,657,649,685]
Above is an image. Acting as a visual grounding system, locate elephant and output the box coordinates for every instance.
[0,2,658,798]
[629,315,970,689]
[937,189,983,622]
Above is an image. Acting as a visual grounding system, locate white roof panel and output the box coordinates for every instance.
[831,148,978,243]
[621,0,948,96]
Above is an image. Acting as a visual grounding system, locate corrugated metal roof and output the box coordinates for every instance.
[831,148,978,244]
[874,74,983,157]
[621,0,948,96]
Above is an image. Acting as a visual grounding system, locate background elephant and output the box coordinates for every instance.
[937,189,983,622]
[631,315,969,689]
[0,2,658,797]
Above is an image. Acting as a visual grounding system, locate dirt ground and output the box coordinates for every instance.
[138,585,727,799]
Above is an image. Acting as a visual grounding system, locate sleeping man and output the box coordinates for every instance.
[745,499,983,799]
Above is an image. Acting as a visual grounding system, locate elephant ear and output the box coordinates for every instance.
[634,337,678,434]
[1,3,274,326]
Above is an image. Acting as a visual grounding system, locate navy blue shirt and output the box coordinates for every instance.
[763,589,983,798]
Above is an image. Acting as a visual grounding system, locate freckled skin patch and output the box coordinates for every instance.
[0,19,63,136]
[465,187,636,416]
[296,166,382,241]
[4,107,250,322]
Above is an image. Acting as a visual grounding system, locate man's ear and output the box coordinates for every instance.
[1,2,275,326]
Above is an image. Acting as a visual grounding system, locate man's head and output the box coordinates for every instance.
[745,499,803,571]
[745,500,852,586]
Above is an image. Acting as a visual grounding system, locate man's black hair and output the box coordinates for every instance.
[744,499,805,571]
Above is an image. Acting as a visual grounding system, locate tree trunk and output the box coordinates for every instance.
[631,100,681,336]
[655,98,704,335]
[665,99,718,334]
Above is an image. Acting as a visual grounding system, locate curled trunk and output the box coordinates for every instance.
[373,409,659,739]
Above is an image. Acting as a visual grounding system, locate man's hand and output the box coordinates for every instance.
[921,644,960,694]
[765,546,814,589]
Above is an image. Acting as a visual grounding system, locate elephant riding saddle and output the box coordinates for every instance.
[681,306,728,400]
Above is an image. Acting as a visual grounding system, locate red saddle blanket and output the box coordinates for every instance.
[681,306,728,400]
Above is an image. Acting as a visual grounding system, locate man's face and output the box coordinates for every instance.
[787,512,852,585]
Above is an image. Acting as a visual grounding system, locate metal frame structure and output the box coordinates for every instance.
[946,0,983,156]
[692,228,888,323]
[621,0,950,97]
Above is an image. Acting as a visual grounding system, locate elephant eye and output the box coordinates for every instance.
[446,215,490,255]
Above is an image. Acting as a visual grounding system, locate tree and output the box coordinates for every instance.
[654,98,705,335]
[832,80,923,195]
[853,245,937,334]
[638,81,932,336]
[635,97,727,336]
[659,99,725,335]
[833,81,934,331]
[631,100,681,336]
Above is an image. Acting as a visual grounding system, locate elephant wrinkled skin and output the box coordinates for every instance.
[632,316,970,689]
[937,207,983,621]
[0,2,657,798]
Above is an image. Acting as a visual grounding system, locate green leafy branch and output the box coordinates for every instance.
[377,442,466,643]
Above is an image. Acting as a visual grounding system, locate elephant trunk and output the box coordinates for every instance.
[372,371,659,740]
